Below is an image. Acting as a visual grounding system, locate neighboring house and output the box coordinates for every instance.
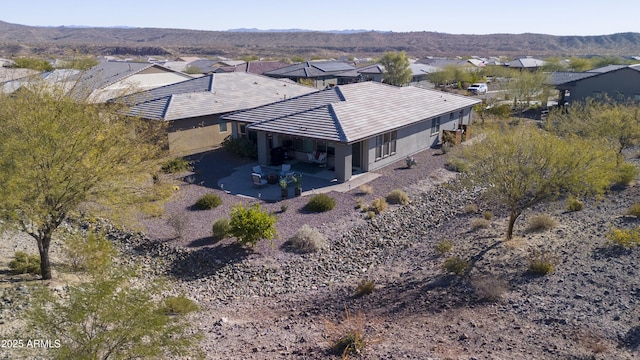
[416,58,475,71]
[357,64,384,82]
[1,69,80,94]
[264,61,359,88]
[119,72,318,155]
[409,63,438,83]
[222,82,480,183]
[547,64,640,104]
[214,61,291,75]
[507,58,546,71]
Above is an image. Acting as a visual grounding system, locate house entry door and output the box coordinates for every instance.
[351,142,361,169]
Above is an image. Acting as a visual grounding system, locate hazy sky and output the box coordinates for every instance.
[3,0,638,36]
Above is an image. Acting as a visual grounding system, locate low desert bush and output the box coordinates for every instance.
[607,227,640,248]
[161,157,192,173]
[445,157,469,173]
[326,308,368,359]
[211,218,231,242]
[483,210,493,220]
[434,239,454,255]
[167,213,188,239]
[566,196,584,212]
[9,251,41,275]
[194,193,222,210]
[625,203,640,218]
[612,162,638,186]
[369,198,388,214]
[366,211,376,219]
[286,225,327,253]
[354,279,375,297]
[229,203,277,247]
[358,184,373,195]
[64,231,116,272]
[462,204,478,214]
[527,250,555,275]
[162,295,200,315]
[442,256,469,275]
[526,213,558,232]
[470,218,490,231]
[385,189,409,205]
[305,193,336,213]
[472,275,508,302]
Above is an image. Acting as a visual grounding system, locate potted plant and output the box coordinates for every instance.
[279,178,288,198]
[292,174,302,196]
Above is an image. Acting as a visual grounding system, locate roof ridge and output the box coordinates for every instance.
[328,103,348,142]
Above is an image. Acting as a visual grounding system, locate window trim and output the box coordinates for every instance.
[375,130,397,160]
[431,117,440,135]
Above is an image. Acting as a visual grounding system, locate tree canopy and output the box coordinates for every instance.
[379,51,412,86]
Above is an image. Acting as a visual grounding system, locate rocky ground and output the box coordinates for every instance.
[2,147,640,359]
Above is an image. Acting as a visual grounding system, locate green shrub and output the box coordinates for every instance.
[354,279,375,297]
[607,227,640,248]
[305,193,336,213]
[434,239,453,255]
[194,193,222,210]
[369,198,388,214]
[286,224,327,253]
[64,231,116,273]
[566,196,584,212]
[527,250,555,275]
[470,218,491,231]
[161,157,192,173]
[211,218,231,242]
[366,211,376,219]
[486,103,512,119]
[9,251,41,275]
[221,135,258,158]
[442,256,469,275]
[626,203,640,217]
[385,189,410,205]
[526,213,558,232]
[229,203,277,247]
[483,210,494,220]
[612,162,639,186]
[446,157,469,173]
[162,295,200,315]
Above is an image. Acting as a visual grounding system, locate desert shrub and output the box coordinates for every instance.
[221,135,258,158]
[526,213,558,232]
[194,193,222,210]
[434,239,454,255]
[162,295,200,315]
[366,211,376,219]
[369,198,388,214]
[167,213,187,239]
[286,224,327,253]
[462,204,478,214]
[470,218,491,231]
[326,309,368,358]
[483,210,494,220]
[612,162,638,186]
[64,231,116,272]
[229,203,277,247]
[211,218,231,242]
[626,203,640,218]
[355,200,363,210]
[354,279,375,297]
[280,203,288,213]
[442,256,469,275]
[161,157,192,173]
[358,184,373,195]
[566,196,584,212]
[607,227,640,248]
[305,193,336,213]
[385,189,409,205]
[486,103,513,119]
[9,251,41,275]
[472,275,508,302]
[446,157,469,173]
[527,250,555,275]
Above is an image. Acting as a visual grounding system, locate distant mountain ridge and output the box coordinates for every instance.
[1,20,639,58]
[227,28,381,34]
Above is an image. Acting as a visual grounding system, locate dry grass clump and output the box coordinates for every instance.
[358,184,373,195]
[527,250,555,275]
[325,308,369,359]
[462,204,478,214]
[472,275,508,302]
[285,224,327,253]
[368,198,388,214]
[482,210,493,220]
[566,196,584,212]
[625,203,640,218]
[470,218,491,231]
[385,189,409,205]
[442,256,469,275]
[526,213,558,233]
[354,279,375,297]
[434,239,454,256]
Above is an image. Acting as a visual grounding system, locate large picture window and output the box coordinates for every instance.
[431,117,440,135]
[375,131,397,160]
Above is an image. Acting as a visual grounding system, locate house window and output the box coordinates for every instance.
[449,112,454,120]
[431,117,440,135]
[375,131,397,160]
[219,120,228,133]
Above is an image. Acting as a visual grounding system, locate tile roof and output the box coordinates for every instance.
[264,61,357,79]
[507,58,546,68]
[120,72,318,121]
[548,64,640,85]
[224,82,480,143]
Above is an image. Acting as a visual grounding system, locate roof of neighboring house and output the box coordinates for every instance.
[184,59,219,73]
[409,63,438,76]
[547,64,640,85]
[507,58,546,68]
[223,82,480,143]
[214,61,291,75]
[120,72,319,121]
[416,58,470,69]
[264,61,357,79]
[586,64,628,73]
[357,64,384,75]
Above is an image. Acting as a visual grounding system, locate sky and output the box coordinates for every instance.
[3,0,639,36]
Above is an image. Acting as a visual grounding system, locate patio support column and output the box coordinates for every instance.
[257,132,269,165]
[334,143,352,183]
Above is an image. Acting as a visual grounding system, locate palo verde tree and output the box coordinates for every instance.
[451,124,616,240]
[379,51,412,86]
[501,69,550,115]
[0,83,162,280]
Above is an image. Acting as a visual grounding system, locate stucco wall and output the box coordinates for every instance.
[167,115,231,156]
[571,68,640,103]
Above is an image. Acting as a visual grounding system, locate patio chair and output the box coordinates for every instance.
[280,163,294,177]
[251,173,268,187]
[252,165,265,177]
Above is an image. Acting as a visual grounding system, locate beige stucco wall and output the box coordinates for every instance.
[167,115,231,156]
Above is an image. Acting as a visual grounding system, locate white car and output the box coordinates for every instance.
[467,83,488,95]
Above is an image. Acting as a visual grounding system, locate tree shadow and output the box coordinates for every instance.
[186,236,219,248]
[167,241,251,281]
[621,325,640,350]
[592,245,633,260]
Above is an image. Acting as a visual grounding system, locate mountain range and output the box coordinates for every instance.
[1,20,639,59]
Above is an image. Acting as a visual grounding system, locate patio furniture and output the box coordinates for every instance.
[251,173,268,187]
[306,151,327,165]
[280,164,295,183]
[252,165,266,177]
[266,173,279,184]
